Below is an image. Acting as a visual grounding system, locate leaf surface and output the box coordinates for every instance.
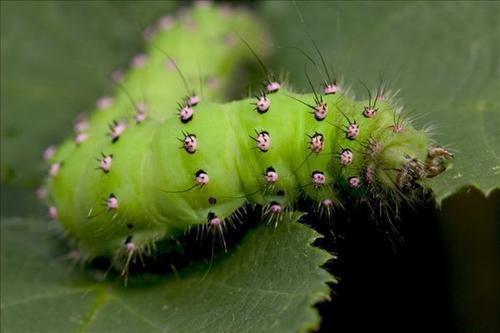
[1,215,334,333]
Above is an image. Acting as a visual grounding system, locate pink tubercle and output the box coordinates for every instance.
[125,242,136,253]
[187,95,201,107]
[49,162,61,177]
[135,101,148,123]
[43,145,57,161]
[256,96,270,113]
[324,83,339,95]
[135,113,147,124]
[96,96,114,110]
[348,176,361,189]
[265,168,279,183]
[75,132,88,145]
[370,141,382,159]
[365,167,375,184]
[270,203,283,214]
[136,101,148,114]
[183,135,198,153]
[256,131,271,152]
[266,81,281,93]
[340,149,354,166]
[110,122,127,142]
[49,206,58,220]
[73,113,89,133]
[100,155,113,173]
[391,124,404,133]
[363,106,377,118]
[322,198,334,207]
[179,106,194,123]
[312,171,326,187]
[309,134,324,153]
[209,216,221,226]
[158,15,175,31]
[131,54,148,69]
[74,120,88,133]
[107,195,119,210]
[314,102,328,120]
[346,123,360,140]
[195,171,209,185]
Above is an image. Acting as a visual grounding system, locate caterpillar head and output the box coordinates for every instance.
[376,130,453,191]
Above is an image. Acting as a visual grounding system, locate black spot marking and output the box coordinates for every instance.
[181,115,193,124]
[195,169,206,177]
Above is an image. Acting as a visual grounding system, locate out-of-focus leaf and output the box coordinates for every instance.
[0,214,334,333]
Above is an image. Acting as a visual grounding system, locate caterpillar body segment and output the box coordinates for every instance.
[47,86,440,257]
[42,3,452,261]
[50,3,269,171]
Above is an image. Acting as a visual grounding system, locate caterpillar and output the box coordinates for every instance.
[41,2,452,264]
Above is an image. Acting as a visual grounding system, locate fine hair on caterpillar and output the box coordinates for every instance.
[238,36,282,94]
[154,45,203,108]
[40,2,453,276]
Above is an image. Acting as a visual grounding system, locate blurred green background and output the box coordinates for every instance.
[1,1,499,333]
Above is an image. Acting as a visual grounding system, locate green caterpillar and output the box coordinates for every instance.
[42,3,452,262]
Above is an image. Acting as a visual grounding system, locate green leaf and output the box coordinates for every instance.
[261,1,500,201]
[1,215,334,333]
